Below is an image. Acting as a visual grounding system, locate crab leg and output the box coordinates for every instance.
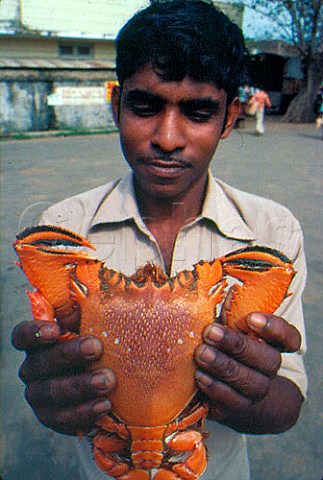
[153,430,207,480]
[93,434,132,477]
[165,404,209,437]
[26,290,55,322]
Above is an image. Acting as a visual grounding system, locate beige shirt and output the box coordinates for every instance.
[42,171,307,480]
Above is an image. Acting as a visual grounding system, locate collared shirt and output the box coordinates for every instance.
[41,171,307,480]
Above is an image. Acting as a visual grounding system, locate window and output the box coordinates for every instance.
[59,45,74,56]
[58,44,94,59]
[77,45,92,57]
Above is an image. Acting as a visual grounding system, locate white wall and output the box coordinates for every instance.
[20,0,148,37]
[0,0,20,23]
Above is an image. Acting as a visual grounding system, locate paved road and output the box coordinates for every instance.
[1,118,322,480]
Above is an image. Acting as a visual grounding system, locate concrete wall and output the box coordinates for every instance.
[0,70,116,134]
[52,81,115,131]
[0,80,52,132]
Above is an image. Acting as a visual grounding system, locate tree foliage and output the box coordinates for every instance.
[245,0,323,122]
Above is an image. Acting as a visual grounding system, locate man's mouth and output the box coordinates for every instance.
[138,157,190,171]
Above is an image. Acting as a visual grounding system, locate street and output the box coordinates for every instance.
[1,118,322,480]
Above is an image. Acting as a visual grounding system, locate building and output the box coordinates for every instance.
[247,40,303,113]
[0,0,301,134]
[0,0,147,134]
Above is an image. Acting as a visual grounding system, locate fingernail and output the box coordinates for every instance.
[93,399,111,415]
[248,313,267,330]
[199,345,216,363]
[79,337,100,359]
[195,370,213,387]
[35,324,57,341]
[91,372,113,391]
[207,324,224,343]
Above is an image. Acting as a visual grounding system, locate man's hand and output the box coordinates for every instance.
[11,320,116,435]
[194,313,304,434]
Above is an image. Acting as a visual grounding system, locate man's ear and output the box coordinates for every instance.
[111,85,122,128]
[221,97,241,139]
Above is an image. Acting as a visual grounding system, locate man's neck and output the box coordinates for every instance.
[134,175,208,274]
[135,175,208,229]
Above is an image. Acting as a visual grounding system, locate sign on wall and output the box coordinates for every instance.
[47,86,106,106]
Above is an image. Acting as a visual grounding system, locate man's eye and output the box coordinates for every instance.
[186,110,214,122]
[181,100,220,123]
[125,93,163,117]
[129,102,159,116]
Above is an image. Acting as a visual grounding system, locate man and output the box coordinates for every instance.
[249,88,272,135]
[12,1,307,479]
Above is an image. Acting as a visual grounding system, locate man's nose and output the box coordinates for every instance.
[151,109,186,153]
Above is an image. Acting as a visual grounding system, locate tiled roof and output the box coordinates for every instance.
[246,40,298,57]
[0,57,115,69]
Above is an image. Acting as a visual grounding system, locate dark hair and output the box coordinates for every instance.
[116,0,249,103]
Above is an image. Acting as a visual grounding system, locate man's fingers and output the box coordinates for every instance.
[247,313,301,352]
[195,372,252,420]
[11,321,61,350]
[12,309,82,351]
[202,323,281,377]
[195,344,270,400]
[195,315,301,404]
[19,335,103,382]
[35,398,113,435]
[25,368,116,408]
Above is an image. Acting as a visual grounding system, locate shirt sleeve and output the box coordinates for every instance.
[273,222,308,398]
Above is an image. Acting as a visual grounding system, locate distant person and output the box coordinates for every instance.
[236,84,254,128]
[315,86,323,139]
[249,88,272,135]
[236,84,248,127]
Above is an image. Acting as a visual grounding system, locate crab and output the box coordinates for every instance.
[13,225,295,480]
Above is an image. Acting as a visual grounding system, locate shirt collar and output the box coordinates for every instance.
[90,172,146,230]
[200,172,255,241]
[90,171,255,241]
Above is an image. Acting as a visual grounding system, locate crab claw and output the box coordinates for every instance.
[220,246,296,334]
[13,225,97,320]
[14,225,95,250]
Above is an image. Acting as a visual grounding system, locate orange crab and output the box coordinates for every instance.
[14,225,295,480]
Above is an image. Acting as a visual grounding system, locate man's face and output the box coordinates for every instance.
[112,65,239,201]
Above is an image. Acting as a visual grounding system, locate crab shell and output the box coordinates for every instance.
[13,225,296,453]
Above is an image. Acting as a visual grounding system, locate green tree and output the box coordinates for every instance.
[245,0,323,122]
